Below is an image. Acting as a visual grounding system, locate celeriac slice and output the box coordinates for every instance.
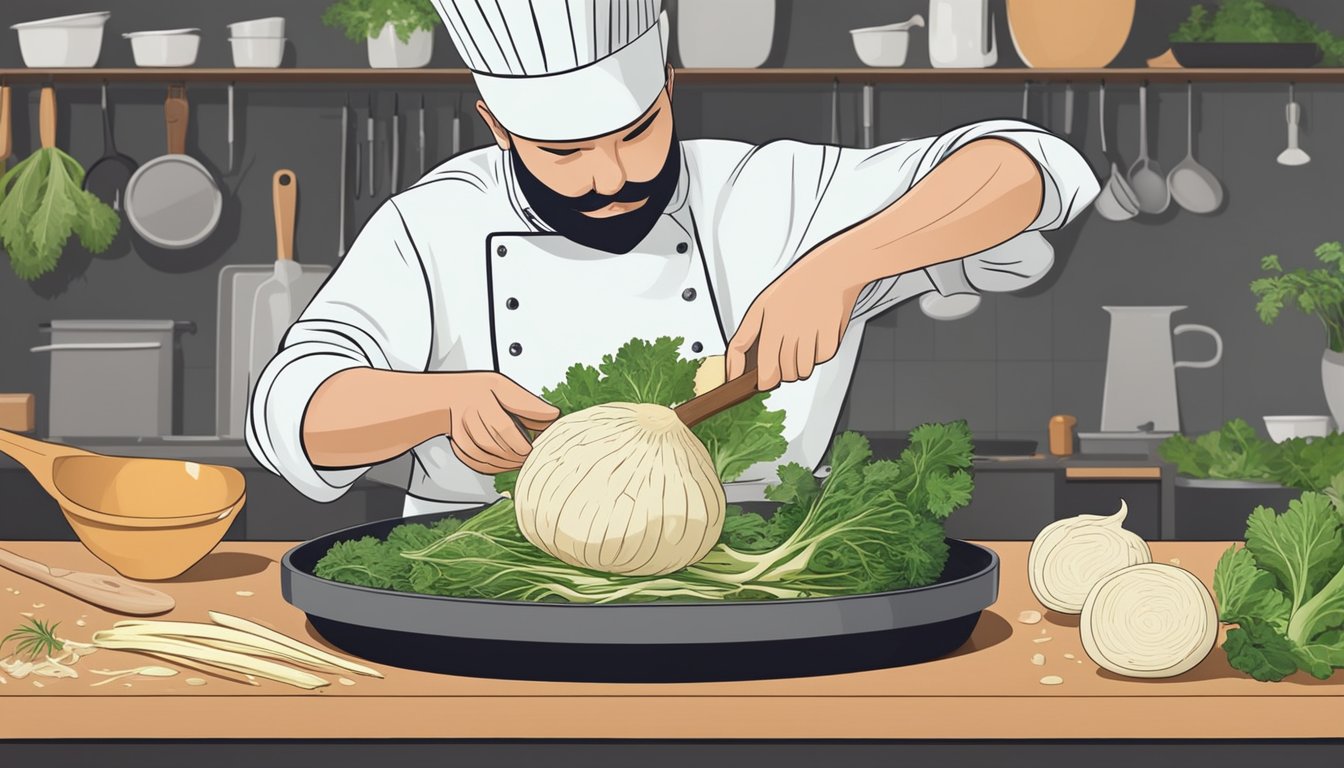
[91,632,328,690]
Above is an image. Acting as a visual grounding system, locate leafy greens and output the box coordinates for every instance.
[1213,476,1344,681]
[1171,0,1344,65]
[314,336,976,603]
[315,423,974,603]
[0,148,119,281]
[1158,418,1344,492]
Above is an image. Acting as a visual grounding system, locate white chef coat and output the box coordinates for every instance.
[245,119,1099,517]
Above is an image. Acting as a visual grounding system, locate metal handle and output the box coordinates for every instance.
[861,84,874,148]
[30,342,161,353]
[1172,324,1223,369]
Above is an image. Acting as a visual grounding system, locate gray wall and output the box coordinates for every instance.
[0,0,1340,447]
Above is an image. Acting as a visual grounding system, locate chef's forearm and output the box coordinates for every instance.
[805,138,1044,286]
[302,368,447,469]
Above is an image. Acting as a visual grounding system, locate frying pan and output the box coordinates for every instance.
[83,82,137,212]
[125,84,222,249]
[282,507,1000,683]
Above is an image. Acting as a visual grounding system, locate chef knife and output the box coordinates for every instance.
[418,94,426,176]
[367,92,375,198]
[391,93,400,193]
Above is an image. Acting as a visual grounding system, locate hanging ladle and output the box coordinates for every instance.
[1278,83,1310,166]
[1128,81,1170,215]
[1094,82,1140,222]
[0,431,245,581]
[1167,82,1224,214]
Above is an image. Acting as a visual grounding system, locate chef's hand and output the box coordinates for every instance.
[441,372,559,474]
[726,256,861,391]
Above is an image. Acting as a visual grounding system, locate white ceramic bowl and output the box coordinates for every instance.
[124,28,201,67]
[850,15,925,67]
[230,37,286,68]
[228,17,285,38]
[1263,415,1334,443]
[11,11,111,68]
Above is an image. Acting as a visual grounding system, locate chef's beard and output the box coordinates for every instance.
[510,133,682,255]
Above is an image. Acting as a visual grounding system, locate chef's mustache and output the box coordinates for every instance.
[559,174,664,212]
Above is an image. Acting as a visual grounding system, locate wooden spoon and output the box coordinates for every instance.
[0,430,244,529]
[0,548,175,615]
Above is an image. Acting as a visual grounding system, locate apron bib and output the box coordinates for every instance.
[485,213,727,396]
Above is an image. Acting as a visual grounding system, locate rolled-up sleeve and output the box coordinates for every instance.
[245,200,434,503]
[714,120,1099,323]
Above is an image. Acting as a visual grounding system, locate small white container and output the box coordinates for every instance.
[367,23,433,69]
[228,16,285,38]
[1263,415,1334,443]
[850,14,926,67]
[124,28,201,67]
[11,11,111,68]
[230,36,286,68]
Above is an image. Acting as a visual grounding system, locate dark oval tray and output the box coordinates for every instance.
[1171,42,1323,68]
[281,508,1000,682]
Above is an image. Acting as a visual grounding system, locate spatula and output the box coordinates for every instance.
[0,547,175,615]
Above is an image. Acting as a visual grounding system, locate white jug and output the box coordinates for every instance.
[929,0,998,68]
[1100,306,1223,433]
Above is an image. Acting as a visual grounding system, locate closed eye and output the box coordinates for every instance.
[540,146,581,156]
[622,109,660,142]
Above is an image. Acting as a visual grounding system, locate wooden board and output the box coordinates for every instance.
[1065,466,1163,480]
[0,394,34,433]
[2,540,1342,740]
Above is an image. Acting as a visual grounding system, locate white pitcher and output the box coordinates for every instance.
[1100,306,1223,433]
[929,0,997,68]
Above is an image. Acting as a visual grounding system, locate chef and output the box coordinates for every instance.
[246,0,1099,517]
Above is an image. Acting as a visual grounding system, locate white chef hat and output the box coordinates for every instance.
[431,0,670,142]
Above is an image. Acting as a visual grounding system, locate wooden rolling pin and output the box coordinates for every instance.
[0,548,175,615]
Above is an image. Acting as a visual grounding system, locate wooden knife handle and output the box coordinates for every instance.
[38,86,55,149]
[674,345,764,429]
[273,169,297,262]
[0,86,12,159]
[164,84,188,155]
[0,547,175,616]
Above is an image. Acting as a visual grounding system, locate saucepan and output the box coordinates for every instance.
[125,85,222,249]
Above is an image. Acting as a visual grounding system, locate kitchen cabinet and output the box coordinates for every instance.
[2,540,1339,765]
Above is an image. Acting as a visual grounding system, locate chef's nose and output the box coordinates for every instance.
[588,144,629,197]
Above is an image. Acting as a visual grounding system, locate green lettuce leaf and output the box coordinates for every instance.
[1224,619,1301,682]
[1244,498,1342,612]
[1213,545,1290,629]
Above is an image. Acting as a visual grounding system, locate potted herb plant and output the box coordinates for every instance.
[1252,242,1344,430]
[322,0,437,69]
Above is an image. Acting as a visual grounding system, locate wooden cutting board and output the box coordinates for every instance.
[0,393,35,432]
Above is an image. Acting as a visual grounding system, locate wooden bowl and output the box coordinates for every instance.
[54,454,244,580]
[1006,0,1136,68]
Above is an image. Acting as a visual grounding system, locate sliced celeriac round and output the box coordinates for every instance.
[1028,500,1152,614]
[1080,562,1218,679]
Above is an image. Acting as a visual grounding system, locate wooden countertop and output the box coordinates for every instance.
[2,540,1341,741]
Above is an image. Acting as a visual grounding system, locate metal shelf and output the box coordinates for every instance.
[0,67,1340,85]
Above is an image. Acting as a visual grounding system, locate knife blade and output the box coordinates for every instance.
[367,92,375,198]
[391,93,400,194]
[418,94,426,176]
[227,82,235,173]
[339,95,348,258]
